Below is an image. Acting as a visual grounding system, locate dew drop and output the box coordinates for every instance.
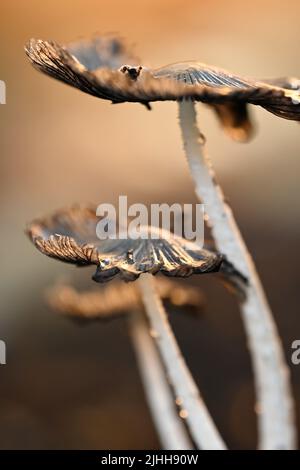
[175,397,183,406]
[149,328,159,339]
[179,409,188,419]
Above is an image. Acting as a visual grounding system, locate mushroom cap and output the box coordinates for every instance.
[26,205,223,283]
[66,34,139,71]
[25,36,300,141]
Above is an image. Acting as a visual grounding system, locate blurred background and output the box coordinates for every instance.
[0,0,299,449]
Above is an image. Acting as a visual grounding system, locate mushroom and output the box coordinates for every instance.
[47,278,204,449]
[48,278,204,450]
[25,35,297,448]
[47,278,205,322]
[28,205,223,281]
[25,37,300,140]
[27,204,234,449]
[27,205,245,289]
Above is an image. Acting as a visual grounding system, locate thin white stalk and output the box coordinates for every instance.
[138,273,227,450]
[178,99,296,450]
[129,311,193,450]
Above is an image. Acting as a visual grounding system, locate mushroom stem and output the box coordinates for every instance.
[178,99,296,450]
[138,273,226,450]
[129,311,193,450]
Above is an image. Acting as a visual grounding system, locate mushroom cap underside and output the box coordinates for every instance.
[27,205,223,283]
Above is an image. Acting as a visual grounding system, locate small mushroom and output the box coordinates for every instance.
[25,35,300,141]
[26,205,232,449]
[35,206,220,450]
[26,205,224,282]
[47,278,205,322]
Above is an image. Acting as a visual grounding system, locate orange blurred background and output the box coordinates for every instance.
[0,0,299,449]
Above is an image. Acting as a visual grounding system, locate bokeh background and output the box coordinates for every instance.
[0,0,299,449]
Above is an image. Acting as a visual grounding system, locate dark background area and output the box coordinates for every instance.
[0,0,299,449]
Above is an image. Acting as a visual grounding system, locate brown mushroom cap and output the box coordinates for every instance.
[27,205,223,283]
[47,278,205,322]
[25,36,300,141]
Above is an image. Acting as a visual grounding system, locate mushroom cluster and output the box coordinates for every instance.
[25,34,298,450]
